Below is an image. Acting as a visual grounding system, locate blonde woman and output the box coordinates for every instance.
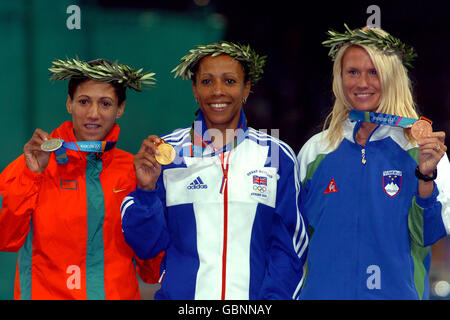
[297,25,449,299]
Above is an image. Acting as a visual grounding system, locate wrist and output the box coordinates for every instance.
[137,183,156,191]
[415,166,437,181]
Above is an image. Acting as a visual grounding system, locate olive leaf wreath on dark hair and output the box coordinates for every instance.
[49,57,156,91]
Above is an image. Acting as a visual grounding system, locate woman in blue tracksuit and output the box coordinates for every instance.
[297,25,449,299]
[120,42,308,300]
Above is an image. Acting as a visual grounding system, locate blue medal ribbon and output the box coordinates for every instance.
[54,140,116,164]
[349,110,418,128]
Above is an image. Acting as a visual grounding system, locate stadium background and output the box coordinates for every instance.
[0,0,448,299]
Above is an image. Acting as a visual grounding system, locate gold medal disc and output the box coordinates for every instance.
[411,119,432,141]
[155,143,175,165]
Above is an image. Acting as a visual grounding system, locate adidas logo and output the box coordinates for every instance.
[187,176,208,190]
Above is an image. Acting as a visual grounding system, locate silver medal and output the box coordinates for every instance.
[41,139,63,152]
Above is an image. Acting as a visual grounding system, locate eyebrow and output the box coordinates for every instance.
[76,94,114,100]
[199,72,238,77]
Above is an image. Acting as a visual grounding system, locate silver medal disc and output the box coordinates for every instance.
[41,139,63,152]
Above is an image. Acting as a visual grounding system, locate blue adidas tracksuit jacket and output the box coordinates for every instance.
[121,110,308,300]
[297,119,450,299]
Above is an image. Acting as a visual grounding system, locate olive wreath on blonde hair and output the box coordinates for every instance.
[322,23,417,69]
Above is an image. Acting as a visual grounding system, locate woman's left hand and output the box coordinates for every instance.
[417,131,447,176]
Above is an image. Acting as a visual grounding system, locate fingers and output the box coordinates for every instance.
[418,132,447,156]
[134,135,163,190]
[135,135,162,170]
[137,135,161,156]
[24,128,50,153]
[418,140,447,153]
[418,143,447,169]
[423,131,446,143]
[134,150,160,171]
[23,128,51,174]
[34,128,50,142]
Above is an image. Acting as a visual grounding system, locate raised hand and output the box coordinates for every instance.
[134,135,162,190]
[23,129,51,174]
[417,131,447,176]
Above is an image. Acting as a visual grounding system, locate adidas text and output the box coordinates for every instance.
[187,184,208,190]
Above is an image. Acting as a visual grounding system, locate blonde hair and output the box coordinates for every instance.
[323,28,419,149]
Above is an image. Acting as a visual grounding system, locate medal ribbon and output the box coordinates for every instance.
[188,123,244,158]
[188,124,244,194]
[349,110,418,128]
[55,140,116,164]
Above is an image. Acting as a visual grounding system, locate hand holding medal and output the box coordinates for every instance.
[134,135,175,190]
[413,118,447,180]
[349,110,447,180]
[23,128,52,174]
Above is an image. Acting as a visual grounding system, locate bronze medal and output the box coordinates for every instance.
[155,143,175,165]
[411,119,432,141]
[41,139,63,152]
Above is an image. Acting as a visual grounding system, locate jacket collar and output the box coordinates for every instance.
[49,121,120,164]
[189,109,248,157]
[345,118,415,150]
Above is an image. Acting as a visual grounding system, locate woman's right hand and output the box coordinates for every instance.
[23,128,51,174]
[134,135,162,190]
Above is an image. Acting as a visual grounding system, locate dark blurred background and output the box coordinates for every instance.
[0,0,449,299]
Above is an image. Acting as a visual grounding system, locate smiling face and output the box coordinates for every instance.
[192,54,251,134]
[342,46,381,112]
[66,79,125,141]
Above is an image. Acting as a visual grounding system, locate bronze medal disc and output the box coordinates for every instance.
[411,120,432,141]
[155,143,175,165]
[41,139,63,152]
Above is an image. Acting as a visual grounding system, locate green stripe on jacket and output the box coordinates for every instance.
[85,153,106,300]
[18,220,33,300]
[408,196,431,300]
[302,154,327,188]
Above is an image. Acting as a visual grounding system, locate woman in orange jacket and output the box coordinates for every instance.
[0,58,162,299]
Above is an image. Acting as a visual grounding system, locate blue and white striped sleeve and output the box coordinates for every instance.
[259,141,309,300]
[121,182,170,260]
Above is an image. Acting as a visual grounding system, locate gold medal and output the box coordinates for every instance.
[155,142,175,165]
[41,139,63,152]
[411,117,432,141]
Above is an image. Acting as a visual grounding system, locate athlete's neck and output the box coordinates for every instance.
[355,122,378,146]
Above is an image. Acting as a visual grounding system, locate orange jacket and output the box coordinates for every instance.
[0,121,162,299]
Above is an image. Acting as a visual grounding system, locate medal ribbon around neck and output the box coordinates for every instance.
[188,122,245,158]
[41,139,116,164]
[349,110,420,128]
[349,110,433,141]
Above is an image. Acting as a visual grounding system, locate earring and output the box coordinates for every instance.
[242,97,247,104]
[195,98,199,104]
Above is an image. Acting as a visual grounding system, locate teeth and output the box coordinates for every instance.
[210,103,228,108]
[85,124,100,128]
[355,93,372,97]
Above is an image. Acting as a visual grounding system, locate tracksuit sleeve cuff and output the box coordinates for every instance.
[134,184,161,206]
[20,165,44,185]
[415,181,439,209]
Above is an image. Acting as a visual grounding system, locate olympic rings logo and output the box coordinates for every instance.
[253,185,267,193]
